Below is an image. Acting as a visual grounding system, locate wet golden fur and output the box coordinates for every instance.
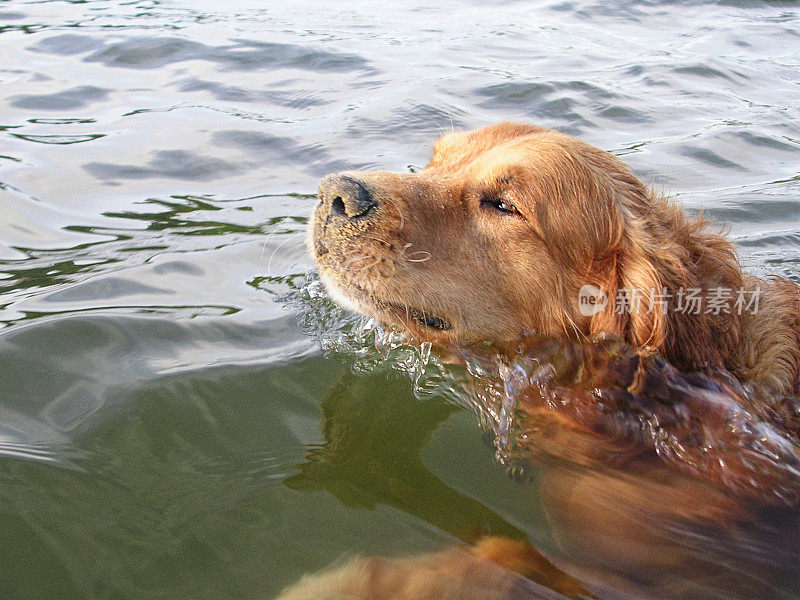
[311,122,800,395]
[288,122,800,599]
[277,537,579,600]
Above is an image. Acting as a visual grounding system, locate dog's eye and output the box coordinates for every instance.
[480,196,518,215]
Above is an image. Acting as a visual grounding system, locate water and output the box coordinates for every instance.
[1,1,799,598]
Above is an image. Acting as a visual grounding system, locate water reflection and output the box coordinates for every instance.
[285,366,591,599]
[287,278,800,599]
[1,0,799,598]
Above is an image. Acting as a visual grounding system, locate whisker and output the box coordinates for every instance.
[343,254,371,269]
[344,253,383,274]
[405,251,431,263]
[260,224,281,260]
[400,242,432,263]
[356,257,382,272]
[384,197,406,232]
[266,231,294,277]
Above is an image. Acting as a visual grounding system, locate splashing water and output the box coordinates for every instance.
[289,277,800,505]
[283,275,463,402]
[463,337,800,505]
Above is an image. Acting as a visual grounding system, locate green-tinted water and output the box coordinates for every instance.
[2,1,799,598]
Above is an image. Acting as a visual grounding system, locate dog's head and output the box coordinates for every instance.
[309,122,736,356]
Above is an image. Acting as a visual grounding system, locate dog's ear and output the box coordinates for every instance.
[589,214,668,352]
[589,249,666,351]
[569,180,665,349]
[616,239,668,349]
[590,198,738,370]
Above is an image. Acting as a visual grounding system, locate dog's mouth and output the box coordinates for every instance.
[400,305,452,331]
[313,221,453,333]
[366,293,453,333]
[319,272,453,333]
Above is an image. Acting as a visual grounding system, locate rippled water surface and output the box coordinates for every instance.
[2,1,799,599]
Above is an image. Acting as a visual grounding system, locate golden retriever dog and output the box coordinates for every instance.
[310,122,800,395]
[279,122,800,599]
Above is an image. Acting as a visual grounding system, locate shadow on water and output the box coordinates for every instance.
[284,366,592,599]
[286,369,509,536]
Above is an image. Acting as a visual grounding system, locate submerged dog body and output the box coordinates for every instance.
[311,122,800,395]
[293,123,800,599]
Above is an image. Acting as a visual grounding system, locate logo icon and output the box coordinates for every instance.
[578,284,608,317]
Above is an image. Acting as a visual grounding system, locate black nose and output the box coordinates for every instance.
[317,174,377,221]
